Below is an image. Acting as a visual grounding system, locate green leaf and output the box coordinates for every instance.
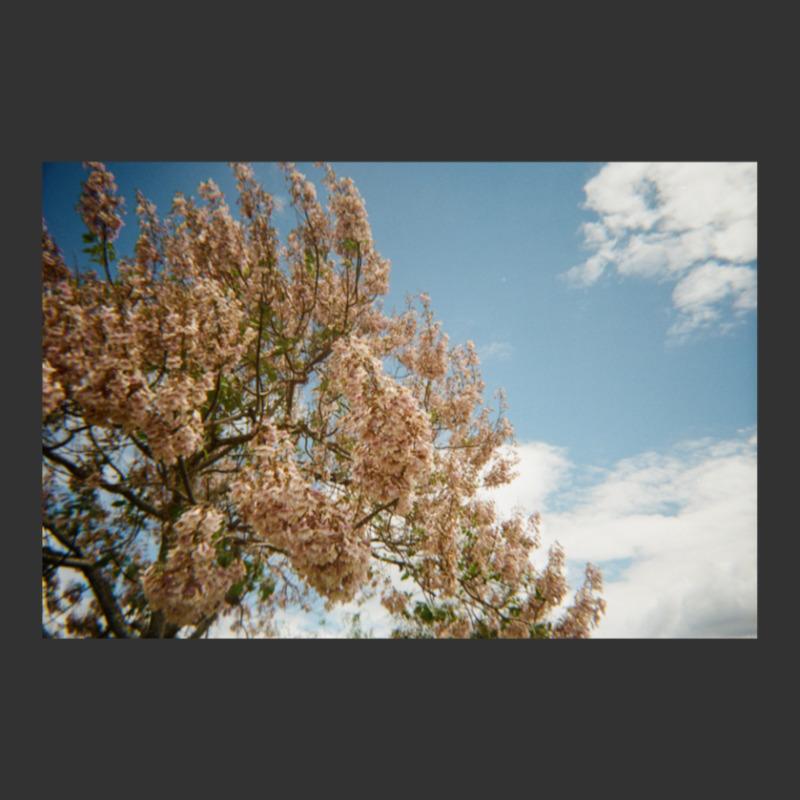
[463,562,480,580]
[259,580,275,601]
[531,622,552,639]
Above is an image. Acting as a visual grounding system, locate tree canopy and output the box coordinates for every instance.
[42,162,605,638]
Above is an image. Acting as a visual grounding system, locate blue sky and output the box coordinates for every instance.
[42,162,758,638]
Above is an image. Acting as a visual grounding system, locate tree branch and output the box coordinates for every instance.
[354,497,400,530]
[44,529,133,638]
[43,548,92,571]
[178,456,196,505]
[43,445,167,520]
[189,614,217,639]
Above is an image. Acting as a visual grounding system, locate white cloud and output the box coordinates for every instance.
[481,441,572,516]
[561,162,757,342]
[668,261,757,341]
[269,587,400,639]
[484,430,757,637]
[478,341,513,361]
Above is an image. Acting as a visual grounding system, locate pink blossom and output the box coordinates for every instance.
[78,162,125,241]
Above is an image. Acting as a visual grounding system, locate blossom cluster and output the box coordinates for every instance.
[283,163,392,303]
[395,294,450,382]
[42,221,70,283]
[43,164,257,466]
[141,506,246,627]
[42,359,65,421]
[231,421,370,604]
[42,270,220,465]
[329,336,434,513]
[78,162,125,241]
[551,564,607,638]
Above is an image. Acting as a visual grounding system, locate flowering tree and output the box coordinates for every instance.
[42,162,606,638]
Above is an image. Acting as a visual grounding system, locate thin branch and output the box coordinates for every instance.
[290,420,352,462]
[202,411,252,429]
[42,426,80,451]
[354,497,399,530]
[100,479,167,520]
[101,223,113,285]
[189,614,217,639]
[192,440,245,474]
[87,426,126,481]
[127,432,153,460]
[354,242,362,302]
[368,551,407,569]
[208,429,260,450]
[202,370,223,424]
[43,445,167,520]
[177,457,196,505]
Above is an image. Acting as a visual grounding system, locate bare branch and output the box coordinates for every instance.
[354,498,400,530]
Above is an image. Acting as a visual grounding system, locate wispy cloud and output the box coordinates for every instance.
[485,429,757,637]
[477,341,513,362]
[560,163,757,342]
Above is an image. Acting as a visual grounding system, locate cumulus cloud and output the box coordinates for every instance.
[561,163,757,342]
[481,441,572,515]
[485,429,757,637]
